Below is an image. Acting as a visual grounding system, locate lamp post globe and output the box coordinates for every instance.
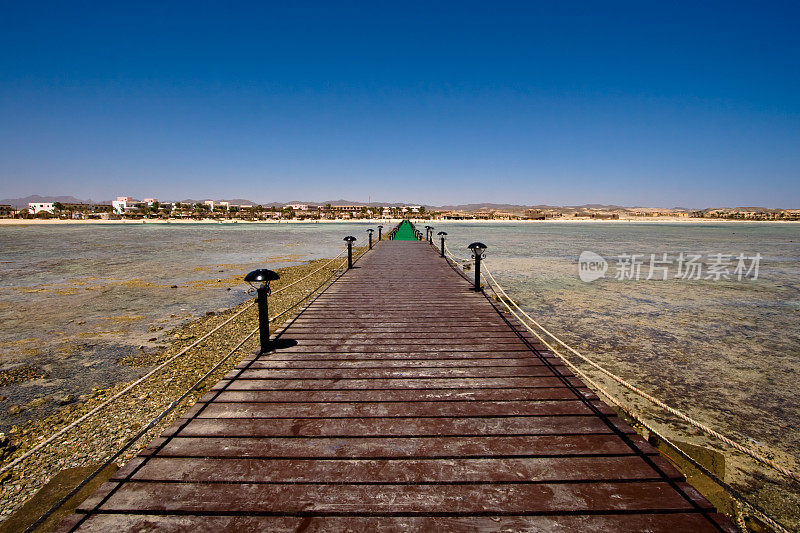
[344,236,357,269]
[437,231,447,257]
[244,269,280,353]
[467,242,487,291]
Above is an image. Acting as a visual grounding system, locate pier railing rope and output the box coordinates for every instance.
[22,246,362,532]
[442,242,472,266]
[474,260,792,533]
[21,329,259,533]
[0,247,348,478]
[479,261,799,486]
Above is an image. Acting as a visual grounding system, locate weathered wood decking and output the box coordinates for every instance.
[58,240,735,531]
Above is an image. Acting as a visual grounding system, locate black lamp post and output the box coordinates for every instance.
[244,269,280,353]
[424,226,431,242]
[467,242,487,291]
[367,228,374,249]
[438,231,447,257]
[344,236,357,268]
[377,225,383,241]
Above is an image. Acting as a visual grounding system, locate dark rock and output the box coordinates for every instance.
[27,397,49,409]
[57,393,75,405]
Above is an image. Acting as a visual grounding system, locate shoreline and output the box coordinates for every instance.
[1,217,798,226]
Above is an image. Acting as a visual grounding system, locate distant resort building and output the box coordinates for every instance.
[28,202,55,214]
[440,211,473,220]
[112,196,167,214]
[287,204,316,211]
[111,196,136,214]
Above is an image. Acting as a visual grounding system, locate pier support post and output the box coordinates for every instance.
[468,242,487,291]
[344,236,357,268]
[244,269,280,353]
[438,231,447,257]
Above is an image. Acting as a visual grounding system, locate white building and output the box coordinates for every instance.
[112,196,135,214]
[203,200,215,211]
[287,204,313,211]
[28,202,55,214]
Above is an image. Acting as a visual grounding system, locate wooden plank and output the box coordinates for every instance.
[56,513,737,533]
[168,415,635,438]
[117,456,684,483]
[79,481,712,514]
[189,399,616,418]
[210,376,589,389]
[201,388,598,403]
[226,367,572,379]
[148,434,656,458]
[237,358,561,368]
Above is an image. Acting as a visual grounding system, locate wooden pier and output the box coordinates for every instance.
[58,238,735,531]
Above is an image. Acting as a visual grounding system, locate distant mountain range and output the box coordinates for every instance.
[0,195,793,212]
[0,195,102,209]
[0,195,258,209]
[177,199,257,206]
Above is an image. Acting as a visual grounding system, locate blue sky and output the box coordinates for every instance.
[1,1,798,207]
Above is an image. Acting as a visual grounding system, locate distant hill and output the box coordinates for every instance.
[2,194,792,212]
[223,198,256,206]
[281,200,415,208]
[0,195,96,208]
[436,203,532,212]
[178,198,257,206]
[570,204,626,210]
